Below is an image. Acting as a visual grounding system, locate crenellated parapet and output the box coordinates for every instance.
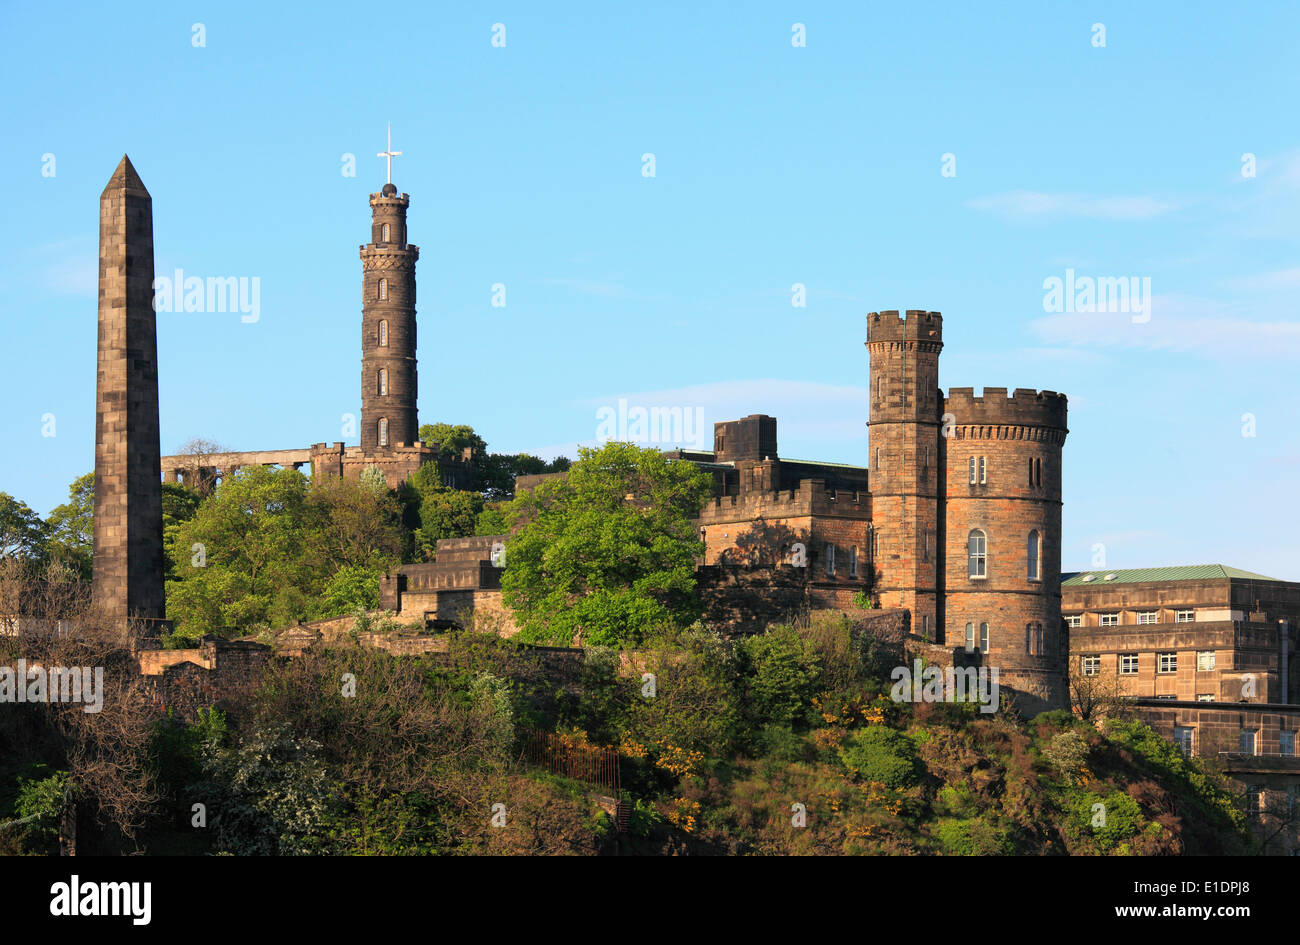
[944,387,1068,438]
[865,309,943,351]
[698,479,870,524]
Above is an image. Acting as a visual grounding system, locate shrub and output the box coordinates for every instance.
[838,727,921,788]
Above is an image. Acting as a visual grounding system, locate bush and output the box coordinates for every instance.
[838,727,921,788]
[741,625,819,729]
[934,816,1015,855]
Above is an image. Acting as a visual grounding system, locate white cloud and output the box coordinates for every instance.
[1030,293,1300,357]
[966,191,1180,221]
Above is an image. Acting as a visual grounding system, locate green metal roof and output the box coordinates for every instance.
[1062,564,1284,586]
[781,458,869,471]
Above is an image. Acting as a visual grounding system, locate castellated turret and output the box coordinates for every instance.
[866,310,944,641]
[360,182,419,452]
[942,386,1069,712]
[867,309,1069,713]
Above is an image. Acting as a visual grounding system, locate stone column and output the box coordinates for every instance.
[91,155,166,640]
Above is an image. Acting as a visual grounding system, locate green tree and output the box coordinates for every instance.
[44,473,94,577]
[0,493,45,561]
[418,423,486,459]
[496,442,712,646]
[310,474,403,571]
[165,467,326,641]
[406,462,483,559]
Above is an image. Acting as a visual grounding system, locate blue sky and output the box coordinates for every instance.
[2,1,1298,576]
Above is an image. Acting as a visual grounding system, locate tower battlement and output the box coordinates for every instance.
[944,387,1068,431]
[866,309,944,346]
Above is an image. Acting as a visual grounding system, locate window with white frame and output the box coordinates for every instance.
[1197,694,1216,702]
[1239,730,1257,755]
[979,622,989,652]
[1175,609,1195,623]
[378,277,388,300]
[968,456,976,484]
[979,456,987,484]
[1027,530,1040,580]
[381,222,390,242]
[1065,615,1081,628]
[1137,611,1158,624]
[1197,650,1216,671]
[967,529,987,579]
[1119,653,1138,675]
[378,319,388,347]
[1099,613,1119,627]
[965,622,975,653]
[1157,652,1177,674]
[1081,655,1100,676]
[378,418,389,447]
[1281,731,1296,757]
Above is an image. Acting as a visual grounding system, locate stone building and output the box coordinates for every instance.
[508,310,1072,713]
[159,172,473,491]
[1063,565,1300,854]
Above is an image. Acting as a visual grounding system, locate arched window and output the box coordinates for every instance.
[381,222,390,242]
[378,278,388,300]
[967,529,987,579]
[1027,529,1040,580]
[378,319,388,346]
[979,622,989,652]
[378,369,387,396]
[965,622,975,653]
[378,418,389,447]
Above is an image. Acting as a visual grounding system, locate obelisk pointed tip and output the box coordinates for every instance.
[103,154,150,199]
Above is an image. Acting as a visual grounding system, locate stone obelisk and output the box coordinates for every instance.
[91,155,166,639]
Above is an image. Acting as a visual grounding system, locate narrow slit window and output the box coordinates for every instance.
[378,369,388,396]
[378,418,389,447]
[378,319,388,346]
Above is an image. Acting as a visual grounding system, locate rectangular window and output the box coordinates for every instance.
[979,456,987,484]
[1137,611,1158,624]
[849,546,858,578]
[1239,730,1257,755]
[1281,731,1296,757]
[825,543,835,577]
[1197,694,1216,702]
[1065,615,1081,628]
[1081,655,1100,677]
[979,623,989,652]
[1246,785,1262,813]
[964,622,975,653]
[1158,652,1177,674]
[1197,650,1216,672]
[922,530,931,563]
[1099,613,1119,627]
[922,615,930,640]
[1173,726,1194,756]
[968,456,976,484]
[1119,653,1138,675]
[1175,609,1195,623]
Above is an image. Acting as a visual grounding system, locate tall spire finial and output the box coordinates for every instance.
[377,122,402,186]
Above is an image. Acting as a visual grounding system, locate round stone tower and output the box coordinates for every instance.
[941,387,1069,712]
[360,182,419,452]
[866,310,944,640]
